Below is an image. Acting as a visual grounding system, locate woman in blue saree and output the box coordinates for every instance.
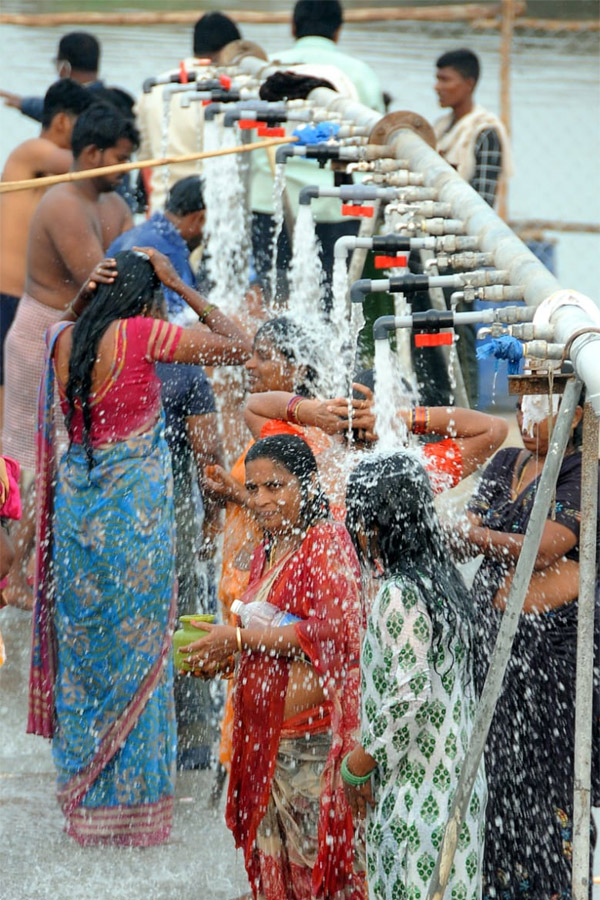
[28,249,250,845]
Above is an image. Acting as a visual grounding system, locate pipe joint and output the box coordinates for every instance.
[298,185,320,206]
[373,315,397,341]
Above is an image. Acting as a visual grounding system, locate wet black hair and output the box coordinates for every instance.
[245,434,330,531]
[293,0,343,40]
[65,251,163,470]
[89,86,136,121]
[253,317,322,397]
[41,78,91,129]
[70,104,140,159]
[259,71,337,102]
[57,31,100,72]
[345,452,475,673]
[193,12,241,56]
[436,48,480,84]
[166,175,205,216]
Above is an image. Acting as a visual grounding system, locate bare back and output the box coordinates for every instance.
[25,182,132,310]
[0,137,72,298]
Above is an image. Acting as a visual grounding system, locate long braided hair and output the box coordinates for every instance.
[65,250,163,469]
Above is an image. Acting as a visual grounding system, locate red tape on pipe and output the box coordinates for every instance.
[374,255,408,269]
[414,333,454,347]
[341,204,374,217]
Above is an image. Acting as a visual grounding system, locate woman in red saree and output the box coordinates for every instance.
[184,434,365,900]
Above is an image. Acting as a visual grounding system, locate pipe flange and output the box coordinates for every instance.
[368,110,436,150]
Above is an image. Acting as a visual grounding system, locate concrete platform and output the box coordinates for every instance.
[0,606,250,900]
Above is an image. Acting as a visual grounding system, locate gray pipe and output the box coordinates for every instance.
[571,403,599,898]
[427,376,582,899]
[300,87,562,307]
[298,184,404,206]
[374,306,536,335]
[351,271,512,304]
[275,144,298,165]
[549,302,600,416]
[334,234,436,261]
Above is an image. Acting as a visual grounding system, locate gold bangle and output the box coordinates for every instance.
[236,626,243,653]
[198,302,216,322]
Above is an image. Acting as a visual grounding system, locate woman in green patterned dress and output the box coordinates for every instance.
[343,452,486,900]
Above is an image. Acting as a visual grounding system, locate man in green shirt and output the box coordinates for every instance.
[276,0,384,112]
[250,0,384,304]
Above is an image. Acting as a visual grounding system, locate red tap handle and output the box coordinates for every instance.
[341,204,374,217]
[374,255,408,269]
[179,61,188,84]
[219,74,232,90]
[414,332,454,347]
[257,125,286,137]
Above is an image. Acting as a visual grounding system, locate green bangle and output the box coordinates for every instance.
[341,753,373,787]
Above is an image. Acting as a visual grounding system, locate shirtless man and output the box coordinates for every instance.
[2,102,137,473]
[2,103,137,609]
[0,80,91,434]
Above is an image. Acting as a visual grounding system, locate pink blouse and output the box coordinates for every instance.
[57,316,182,446]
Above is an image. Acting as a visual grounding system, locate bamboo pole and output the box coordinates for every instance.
[426,377,582,900]
[571,402,599,899]
[0,5,524,28]
[474,16,600,31]
[497,0,515,221]
[509,219,600,235]
[0,135,296,195]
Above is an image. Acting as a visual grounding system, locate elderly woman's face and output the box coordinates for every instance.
[245,458,303,535]
[244,336,297,394]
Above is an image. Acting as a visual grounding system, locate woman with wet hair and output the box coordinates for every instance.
[206,315,334,620]
[460,392,599,896]
[206,315,344,778]
[28,248,250,846]
[184,434,365,900]
[343,452,485,900]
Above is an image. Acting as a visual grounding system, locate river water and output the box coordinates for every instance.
[0,3,598,297]
[1,6,599,898]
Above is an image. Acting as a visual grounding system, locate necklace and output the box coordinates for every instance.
[512,452,533,499]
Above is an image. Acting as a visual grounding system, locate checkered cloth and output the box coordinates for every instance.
[2,293,65,471]
[471,127,503,207]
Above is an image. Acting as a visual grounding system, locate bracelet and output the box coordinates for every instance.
[236,626,243,653]
[410,406,430,435]
[340,753,373,787]
[198,302,216,322]
[286,395,305,425]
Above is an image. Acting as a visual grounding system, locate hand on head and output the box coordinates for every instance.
[78,257,117,304]
[132,245,182,291]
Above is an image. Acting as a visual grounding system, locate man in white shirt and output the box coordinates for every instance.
[136,12,241,213]
[250,0,385,304]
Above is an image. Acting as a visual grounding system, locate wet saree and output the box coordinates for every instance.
[468,448,599,898]
[28,323,177,846]
[227,521,364,900]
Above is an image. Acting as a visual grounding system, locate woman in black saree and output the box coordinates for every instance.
[461,392,599,898]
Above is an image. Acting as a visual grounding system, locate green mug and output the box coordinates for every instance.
[172,614,215,673]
